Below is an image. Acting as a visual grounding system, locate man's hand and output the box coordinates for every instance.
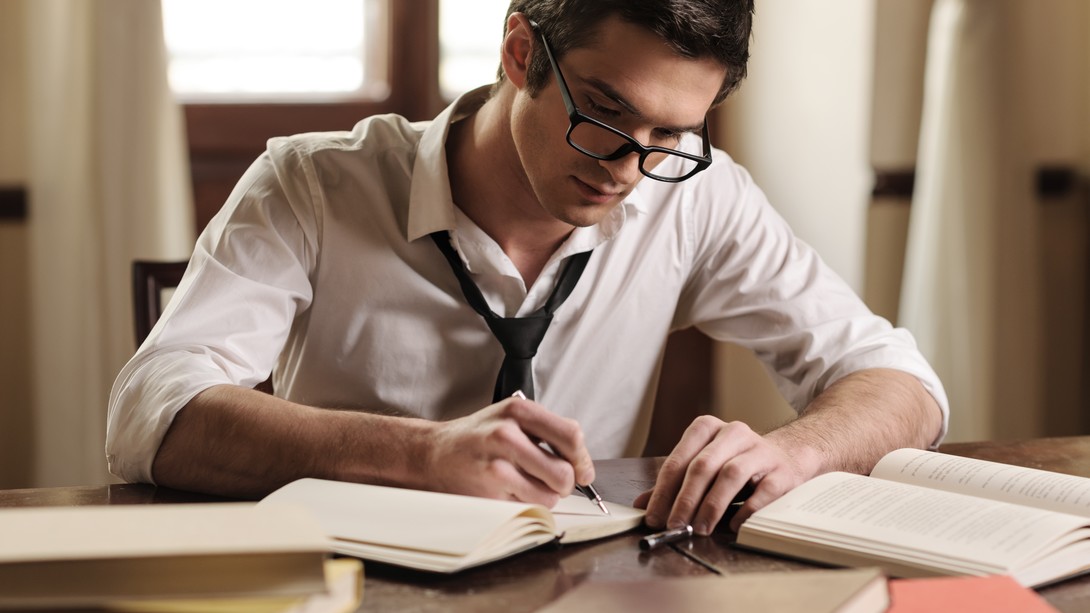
[152,386,598,503]
[634,416,815,535]
[633,369,944,536]
[424,395,596,508]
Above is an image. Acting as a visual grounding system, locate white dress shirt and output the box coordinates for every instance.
[107,87,949,484]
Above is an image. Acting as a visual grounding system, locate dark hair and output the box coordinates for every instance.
[494,0,755,106]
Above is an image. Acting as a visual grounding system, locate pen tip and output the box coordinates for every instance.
[598,500,610,515]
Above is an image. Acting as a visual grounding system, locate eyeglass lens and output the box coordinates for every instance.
[568,122,704,180]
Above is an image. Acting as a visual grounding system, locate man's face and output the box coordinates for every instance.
[508,16,726,228]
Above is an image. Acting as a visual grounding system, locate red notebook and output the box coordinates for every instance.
[888,575,1059,613]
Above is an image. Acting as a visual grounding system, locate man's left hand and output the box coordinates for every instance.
[633,415,816,535]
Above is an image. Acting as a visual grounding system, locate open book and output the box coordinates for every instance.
[258,478,646,573]
[736,448,1090,587]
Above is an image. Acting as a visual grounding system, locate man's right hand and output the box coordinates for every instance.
[151,386,595,504]
[424,395,596,508]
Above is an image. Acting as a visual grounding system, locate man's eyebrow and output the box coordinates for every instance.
[584,76,706,134]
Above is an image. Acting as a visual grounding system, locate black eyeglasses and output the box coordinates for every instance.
[536,29,713,183]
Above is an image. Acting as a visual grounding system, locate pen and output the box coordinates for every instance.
[511,390,610,515]
[639,525,694,551]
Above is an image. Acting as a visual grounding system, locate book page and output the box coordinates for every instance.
[873,449,1090,517]
[552,496,645,544]
[259,478,555,558]
[260,479,646,572]
[739,472,1090,572]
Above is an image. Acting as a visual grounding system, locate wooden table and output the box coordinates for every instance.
[3,437,1090,612]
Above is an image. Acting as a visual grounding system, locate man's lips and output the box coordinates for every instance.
[572,176,620,205]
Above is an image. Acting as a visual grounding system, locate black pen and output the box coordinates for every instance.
[511,390,610,515]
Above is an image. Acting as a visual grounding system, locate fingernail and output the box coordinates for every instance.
[692,521,709,535]
[645,514,662,528]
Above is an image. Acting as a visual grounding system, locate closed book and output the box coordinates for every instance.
[0,503,330,610]
[887,574,1060,613]
[104,558,363,613]
[536,567,889,613]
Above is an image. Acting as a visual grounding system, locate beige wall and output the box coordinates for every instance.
[720,1,875,293]
[863,0,930,327]
[1022,0,1090,437]
[1005,0,1089,439]
[712,1,877,431]
[0,0,32,488]
[715,0,1090,439]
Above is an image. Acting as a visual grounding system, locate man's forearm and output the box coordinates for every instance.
[767,367,944,478]
[151,384,436,499]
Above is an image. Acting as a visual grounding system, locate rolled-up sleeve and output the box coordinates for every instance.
[677,162,949,445]
[107,140,319,483]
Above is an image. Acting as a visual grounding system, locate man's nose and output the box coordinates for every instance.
[598,152,641,185]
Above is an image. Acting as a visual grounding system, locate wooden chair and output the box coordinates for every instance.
[132,259,274,394]
[132,260,189,348]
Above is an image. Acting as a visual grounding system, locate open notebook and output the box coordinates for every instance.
[258,478,646,573]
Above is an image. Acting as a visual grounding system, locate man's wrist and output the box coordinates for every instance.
[324,411,438,490]
[765,429,826,480]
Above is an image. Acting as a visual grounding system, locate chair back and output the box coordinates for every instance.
[131,259,274,394]
[132,260,189,348]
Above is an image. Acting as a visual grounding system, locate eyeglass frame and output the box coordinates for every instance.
[533,23,714,183]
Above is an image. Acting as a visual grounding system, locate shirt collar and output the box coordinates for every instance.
[406,87,488,242]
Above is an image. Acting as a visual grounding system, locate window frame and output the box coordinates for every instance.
[183,1,445,230]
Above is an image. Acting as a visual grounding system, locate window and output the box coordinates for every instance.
[438,0,509,99]
[162,0,388,101]
[163,1,512,232]
[163,0,510,104]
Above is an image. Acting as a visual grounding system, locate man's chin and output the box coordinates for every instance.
[555,203,617,228]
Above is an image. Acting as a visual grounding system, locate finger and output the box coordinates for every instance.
[688,460,763,535]
[632,489,653,510]
[643,415,724,528]
[486,457,563,508]
[727,500,758,533]
[501,398,595,486]
[728,472,790,533]
[665,421,760,530]
[484,414,576,496]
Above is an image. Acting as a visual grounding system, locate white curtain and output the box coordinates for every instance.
[26,0,193,486]
[900,0,1043,441]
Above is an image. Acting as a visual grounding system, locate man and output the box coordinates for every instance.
[108,0,947,536]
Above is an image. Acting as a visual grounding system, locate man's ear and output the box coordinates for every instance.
[500,12,534,89]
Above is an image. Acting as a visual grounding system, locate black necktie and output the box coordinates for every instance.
[431,231,592,402]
